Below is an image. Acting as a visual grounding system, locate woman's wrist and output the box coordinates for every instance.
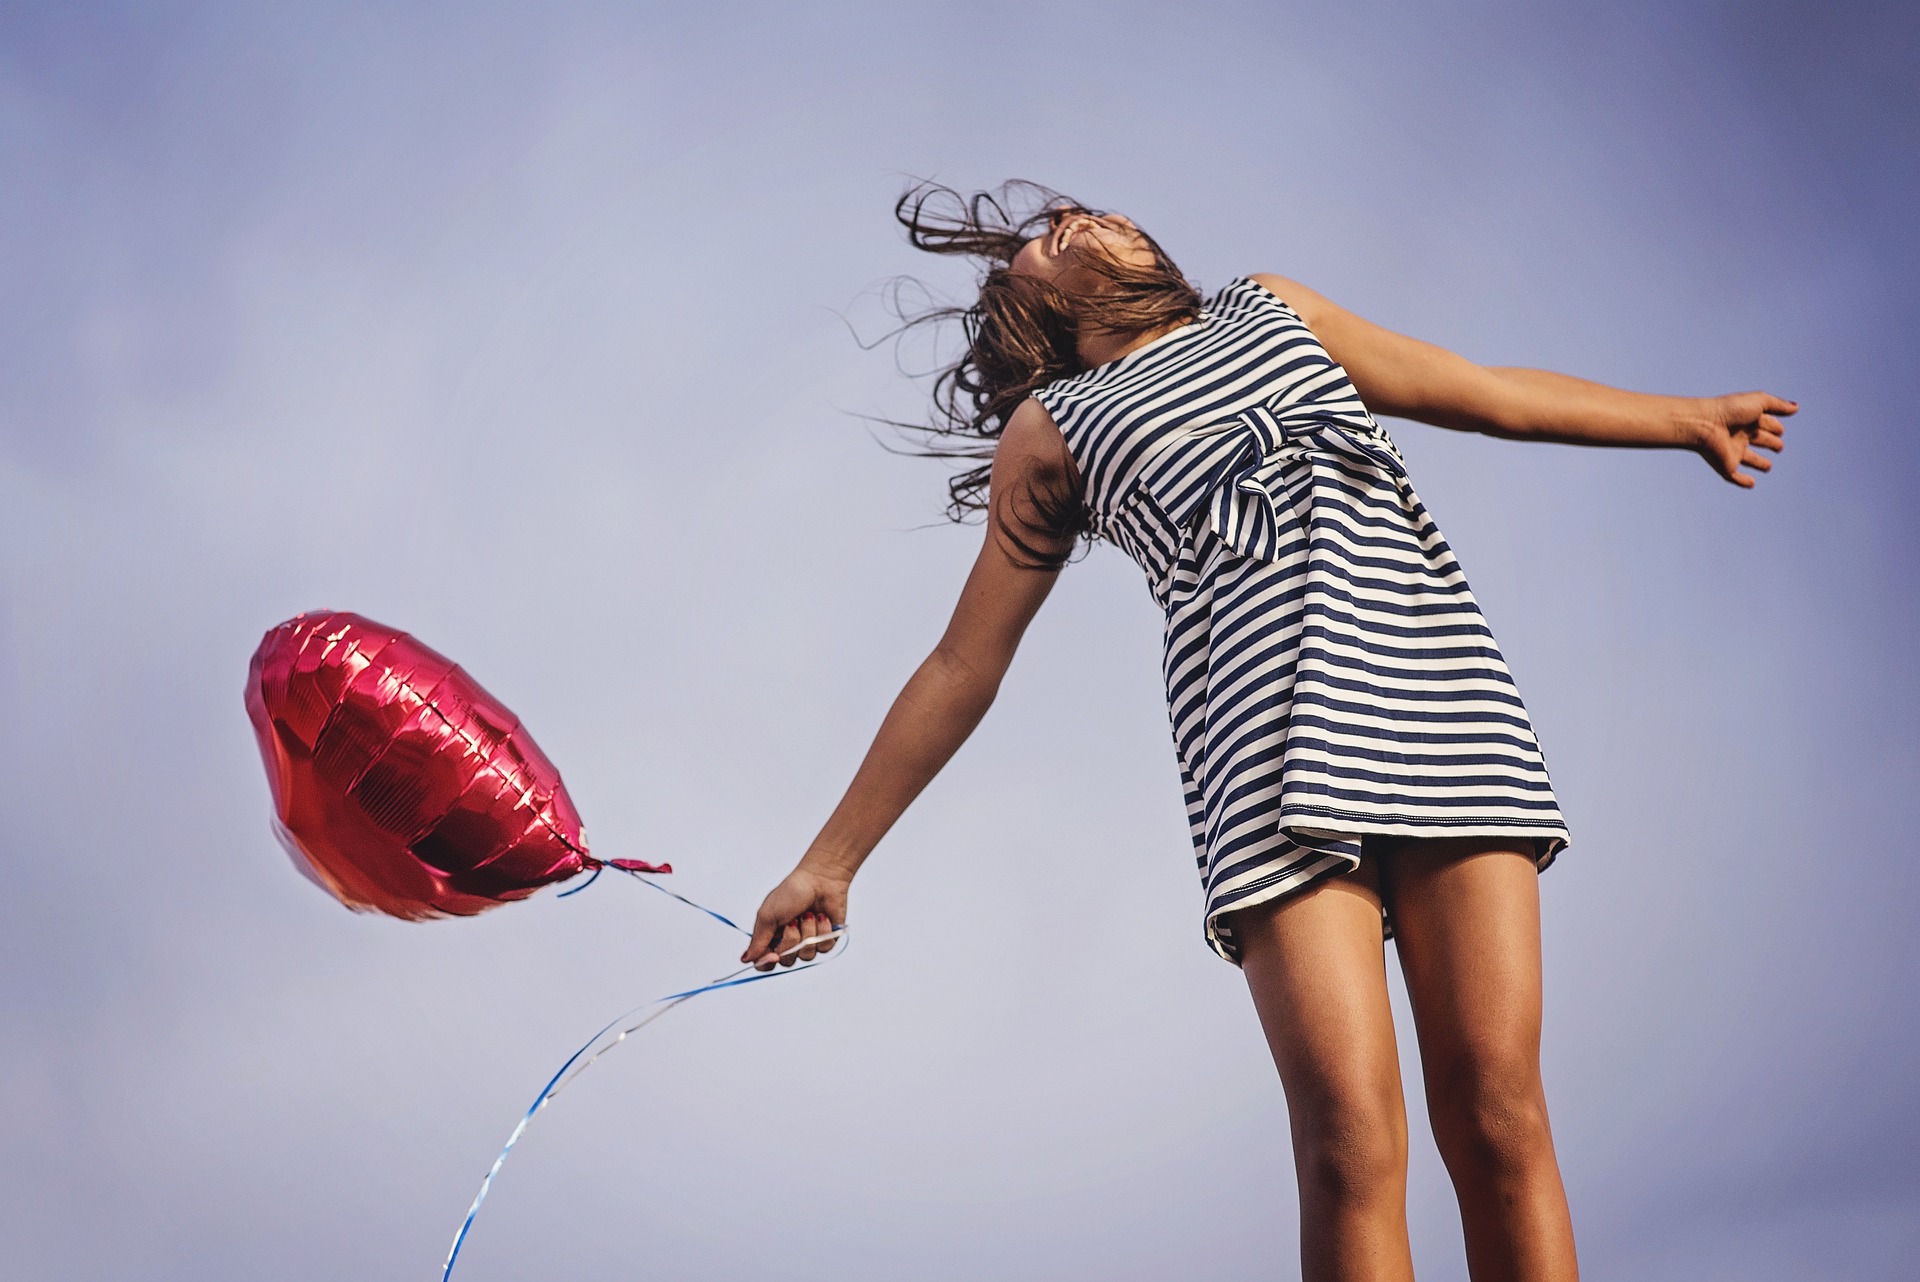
[1669,397,1719,452]
[798,843,862,884]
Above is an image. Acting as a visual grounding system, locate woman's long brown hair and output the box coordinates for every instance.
[888,180,1202,567]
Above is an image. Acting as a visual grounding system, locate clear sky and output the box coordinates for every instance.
[2,3,1914,1279]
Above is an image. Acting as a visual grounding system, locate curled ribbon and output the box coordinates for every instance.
[442,868,845,1280]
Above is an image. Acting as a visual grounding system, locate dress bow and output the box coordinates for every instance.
[1132,402,1408,564]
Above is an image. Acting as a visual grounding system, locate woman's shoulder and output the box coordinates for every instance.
[1002,396,1067,452]
[1241,274,1331,330]
[1171,275,1315,339]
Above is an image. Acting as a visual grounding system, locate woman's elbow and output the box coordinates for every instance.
[926,642,1006,712]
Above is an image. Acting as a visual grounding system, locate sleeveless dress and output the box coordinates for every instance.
[1031,277,1569,963]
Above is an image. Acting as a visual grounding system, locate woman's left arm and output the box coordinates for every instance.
[1251,274,1795,488]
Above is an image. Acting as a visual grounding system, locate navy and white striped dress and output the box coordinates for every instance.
[1032,277,1568,963]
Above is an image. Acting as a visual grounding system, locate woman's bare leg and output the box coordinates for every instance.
[1382,838,1578,1281]
[1233,866,1416,1282]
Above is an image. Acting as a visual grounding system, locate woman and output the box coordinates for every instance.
[742,183,1792,1281]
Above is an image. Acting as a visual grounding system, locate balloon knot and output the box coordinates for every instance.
[606,858,673,875]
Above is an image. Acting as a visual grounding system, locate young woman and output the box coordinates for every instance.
[741,183,1792,1281]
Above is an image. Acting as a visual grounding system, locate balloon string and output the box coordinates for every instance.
[612,867,747,934]
[554,865,602,897]
[440,906,845,1281]
[557,862,746,934]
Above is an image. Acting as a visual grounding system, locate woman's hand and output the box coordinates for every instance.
[1686,392,1795,487]
[741,862,850,971]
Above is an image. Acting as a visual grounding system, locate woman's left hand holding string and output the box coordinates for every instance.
[742,861,848,971]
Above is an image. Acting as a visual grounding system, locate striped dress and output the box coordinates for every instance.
[1032,277,1568,963]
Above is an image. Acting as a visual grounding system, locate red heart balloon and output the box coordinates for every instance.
[244,611,667,919]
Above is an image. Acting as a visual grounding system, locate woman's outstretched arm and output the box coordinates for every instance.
[1250,274,1795,488]
[741,400,1080,969]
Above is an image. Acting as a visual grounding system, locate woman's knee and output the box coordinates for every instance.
[1426,1050,1554,1178]
[1291,1085,1409,1205]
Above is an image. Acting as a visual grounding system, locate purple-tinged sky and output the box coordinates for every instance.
[1,3,1914,1279]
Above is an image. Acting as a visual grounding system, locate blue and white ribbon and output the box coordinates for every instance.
[442,869,844,1279]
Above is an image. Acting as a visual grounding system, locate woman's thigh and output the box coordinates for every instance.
[1377,839,1547,1125]
[1232,866,1407,1145]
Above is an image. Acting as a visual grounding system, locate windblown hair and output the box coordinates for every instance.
[889,180,1202,567]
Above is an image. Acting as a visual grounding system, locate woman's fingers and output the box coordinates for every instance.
[1703,401,1790,487]
[747,922,776,969]
[742,916,777,966]
[748,913,847,970]
[1708,437,1741,481]
[755,919,795,970]
[1738,391,1797,420]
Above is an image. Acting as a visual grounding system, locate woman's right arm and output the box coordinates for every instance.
[1251,274,1793,487]
[741,400,1080,969]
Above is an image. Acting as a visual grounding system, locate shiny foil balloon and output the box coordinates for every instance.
[244,611,666,919]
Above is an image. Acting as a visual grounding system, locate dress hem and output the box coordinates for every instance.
[1201,818,1566,966]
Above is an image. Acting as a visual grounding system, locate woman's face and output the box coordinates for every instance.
[1010,211,1155,290]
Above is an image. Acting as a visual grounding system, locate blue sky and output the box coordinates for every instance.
[2,3,1914,1279]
